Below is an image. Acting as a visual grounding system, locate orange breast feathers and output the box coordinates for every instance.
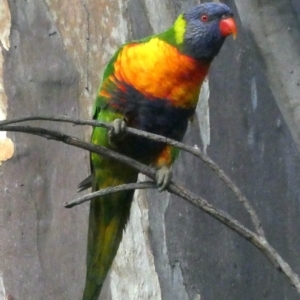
[111,38,209,108]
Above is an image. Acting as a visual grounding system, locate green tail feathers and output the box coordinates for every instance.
[82,188,136,300]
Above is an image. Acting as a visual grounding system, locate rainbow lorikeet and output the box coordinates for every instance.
[80,3,237,299]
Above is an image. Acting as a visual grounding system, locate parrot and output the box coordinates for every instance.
[80,3,237,299]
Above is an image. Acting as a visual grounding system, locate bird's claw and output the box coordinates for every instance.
[156,166,172,192]
[108,118,127,147]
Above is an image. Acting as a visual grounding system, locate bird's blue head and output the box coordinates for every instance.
[177,3,237,61]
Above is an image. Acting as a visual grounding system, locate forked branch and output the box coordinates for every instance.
[0,116,263,236]
[0,118,299,293]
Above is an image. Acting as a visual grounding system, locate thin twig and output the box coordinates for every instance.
[169,183,300,292]
[0,116,264,236]
[1,123,300,292]
[1,124,155,177]
[64,181,156,208]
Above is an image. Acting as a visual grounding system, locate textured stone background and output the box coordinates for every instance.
[1,0,300,299]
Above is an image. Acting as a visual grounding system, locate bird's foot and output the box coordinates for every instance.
[156,166,172,192]
[108,118,127,147]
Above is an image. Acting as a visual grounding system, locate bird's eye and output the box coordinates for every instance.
[200,14,209,22]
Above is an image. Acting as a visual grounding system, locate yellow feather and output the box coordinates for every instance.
[174,14,186,44]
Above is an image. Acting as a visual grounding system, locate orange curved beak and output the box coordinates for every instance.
[219,17,237,39]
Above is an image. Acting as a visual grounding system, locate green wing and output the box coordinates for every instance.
[92,47,123,120]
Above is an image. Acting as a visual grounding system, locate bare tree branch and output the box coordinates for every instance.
[0,116,263,236]
[64,181,156,208]
[1,122,300,292]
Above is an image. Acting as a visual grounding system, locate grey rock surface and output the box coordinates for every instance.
[1,1,88,299]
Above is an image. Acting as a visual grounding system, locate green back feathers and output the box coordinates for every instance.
[150,14,187,50]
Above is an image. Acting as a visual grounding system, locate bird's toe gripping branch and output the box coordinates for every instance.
[156,166,172,192]
[108,118,127,147]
